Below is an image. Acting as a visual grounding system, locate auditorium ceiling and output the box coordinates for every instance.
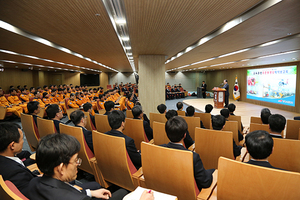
[0,0,299,73]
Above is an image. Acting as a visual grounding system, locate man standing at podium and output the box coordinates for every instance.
[201,81,207,98]
[222,79,229,108]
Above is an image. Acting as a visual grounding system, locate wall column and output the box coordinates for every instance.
[100,72,109,89]
[139,55,165,116]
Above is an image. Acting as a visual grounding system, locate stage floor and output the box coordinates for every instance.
[183,98,300,127]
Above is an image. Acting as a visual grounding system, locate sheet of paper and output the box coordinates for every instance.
[123,186,177,200]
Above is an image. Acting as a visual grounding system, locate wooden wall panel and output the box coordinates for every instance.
[63,72,80,86]
[100,72,109,88]
[0,69,34,92]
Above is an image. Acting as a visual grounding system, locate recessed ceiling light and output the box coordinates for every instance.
[125,46,131,50]
[115,19,126,25]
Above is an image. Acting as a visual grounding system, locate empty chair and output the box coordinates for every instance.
[177,110,185,116]
[93,130,139,191]
[95,114,111,133]
[152,121,169,145]
[181,116,200,140]
[36,117,57,138]
[250,116,262,124]
[223,120,240,146]
[228,115,242,132]
[20,113,39,151]
[217,157,300,200]
[149,112,167,129]
[83,111,96,131]
[0,175,29,200]
[194,128,234,169]
[194,113,212,129]
[286,119,300,140]
[126,110,134,118]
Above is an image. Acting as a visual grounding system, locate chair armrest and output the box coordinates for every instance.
[148,139,154,144]
[188,143,195,152]
[30,153,36,160]
[27,163,43,175]
[197,170,218,200]
[132,167,143,187]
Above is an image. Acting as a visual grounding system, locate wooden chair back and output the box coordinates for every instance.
[95,114,111,133]
[20,113,39,150]
[0,107,7,120]
[98,109,106,114]
[141,142,198,200]
[149,112,167,129]
[153,121,169,145]
[217,157,300,200]
[249,123,284,137]
[37,107,45,118]
[268,138,300,172]
[59,124,94,175]
[181,116,200,140]
[0,175,28,200]
[194,128,234,169]
[83,112,96,131]
[37,118,57,138]
[194,113,212,129]
[66,108,79,120]
[177,110,185,116]
[223,121,239,145]
[286,119,300,140]
[250,116,262,124]
[123,118,148,150]
[126,110,133,118]
[299,128,300,140]
[228,115,242,132]
[93,131,137,191]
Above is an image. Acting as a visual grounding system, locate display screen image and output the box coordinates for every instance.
[246,66,297,106]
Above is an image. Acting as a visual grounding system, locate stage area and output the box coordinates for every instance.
[183,98,299,127]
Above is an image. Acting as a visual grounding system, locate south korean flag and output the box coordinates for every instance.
[233,76,240,101]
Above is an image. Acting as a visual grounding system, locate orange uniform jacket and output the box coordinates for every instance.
[7,95,28,113]
[0,96,23,117]
[19,94,29,102]
[68,100,79,108]
[32,98,45,108]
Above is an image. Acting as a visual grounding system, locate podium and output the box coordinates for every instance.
[212,87,226,108]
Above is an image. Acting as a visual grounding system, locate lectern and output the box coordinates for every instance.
[212,87,226,108]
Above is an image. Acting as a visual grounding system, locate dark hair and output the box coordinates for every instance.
[99,94,103,99]
[29,87,35,92]
[269,114,286,133]
[220,108,230,119]
[51,89,56,93]
[0,123,21,152]
[165,110,178,120]
[9,88,16,93]
[33,91,39,96]
[157,104,167,114]
[176,102,183,110]
[245,130,273,159]
[36,133,80,176]
[20,88,25,92]
[212,115,226,130]
[104,101,115,112]
[43,85,48,89]
[27,101,39,114]
[83,102,92,112]
[108,110,125,129]
[70,110,84,125]
[46,104,60,119]
[224,79,228,83]
[42,92,48,98]
[205,104,213,113]
[228,103,236,113]
[261,108,271,124]
[132,105,143,118]
[165,116,187,142]
[70,93,75,98]
[186,106,195,116]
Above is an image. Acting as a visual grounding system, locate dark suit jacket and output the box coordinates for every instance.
[222,83,229,96]
[160,142,214,191]
[0,155,37,197]
[28,176,90,200]
[246,160,282,170]
[90,114,95,127]
[76,125,94,153]
[201,83,207,92]
[53,120,61,133]
[184,130,194,149]
[133,117,153,141]
[104,130,141,169]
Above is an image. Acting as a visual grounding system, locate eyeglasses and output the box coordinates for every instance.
[70,157,82,166]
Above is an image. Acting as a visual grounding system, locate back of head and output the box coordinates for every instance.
[165,116,188,143]
[245,130,273,159]
[261,108,271,124]
[104,101,115,112]
[186,106,195,117]
[36,133,80,176]
[46,104,60,119]
[70,110,84,125]
[212,115,226,130]
[176,102,183,110]
[165,110,178,120]
[83,102,92,112]
[108,110,125,130]
[205,104,213,113]
[220,108,230,119]
[157,104,167,114]
[27,101,39,114]
[268,114,286,133]
[228,103,236,113]
[132,105,143,118]
[0,123,21,152]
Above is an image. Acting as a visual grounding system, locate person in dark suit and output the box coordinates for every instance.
[228,103,244,132]
[201,81,207,98]
[160,116,214,191]
[220,108,243,141]
[132,105,153,141]
[260,108,271,124]
[222,79,229,107]
[186,106,206,129]
[46,104,64,133]
[268,114,286,139]
[105,110,141,170]
[104,101,115,115]
[70,110,94,153]
[83,102,95,127]
[27,101,41,126]
[245,130,281,170]
[0,123,38,198]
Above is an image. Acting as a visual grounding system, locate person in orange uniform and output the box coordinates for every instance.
[68,93,79,108]
[74,92,84,107]
[49,89,65,113]
[0,87,23,117]
[28,87,35,98]
[43,85,50,94]
[55,88,67,113]
[64,88,70,99]
[98,87,104,95]
[42,92,51,106]
[97,95,105,110]
[19,88,29,103]
[118,96,127,111]
[92,88,99,99]
[32,91,45,108]
[127,93,135,110]
[7,88,28,113]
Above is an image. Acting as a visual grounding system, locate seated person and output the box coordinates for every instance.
[205,104,214,119]
[105,110,141,170]
[176,102,183,111]
[268,114,286,138]
[68,93,79,108]
[245,130,281,169]
[132,105,153,141]
[261,108,271,124]
[186,106,205,128]
[157,104,167,114]
[46,104,64,133]
[212,115,242,158]
[220,108,243,141]
[0,123,37,198]
[165,110,194,148]
[83,102,95,127]
[160,116,214,191]
[27,101,41,126]
[104,101,115,115]
[134,102,150,125]
[27,134,126,200]
[228,103,244,132]
[70,110,93,153]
